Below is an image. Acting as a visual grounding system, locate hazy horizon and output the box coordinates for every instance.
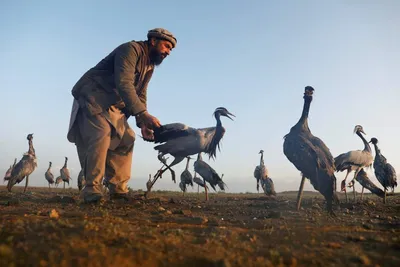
[1,1,399,194]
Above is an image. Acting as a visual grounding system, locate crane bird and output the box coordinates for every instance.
[45,162,55,189]
[355,168,391,200]
[60,157,71,189]
[7,134,37,193]
[283,86,338,214]
[193,173,209,193]
[369,137,397,203]
[77,170,85,192]
[144,107,235,193]
[260,177,276,197]
[254,150,268,192]
[334,125,373,202]
[193,153,227,200]
[55,176,63,188]
[179,156,194,195]
[3,158,17,183]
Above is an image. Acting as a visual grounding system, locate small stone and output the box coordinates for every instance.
[165,210,172,215]
[49,209,59,219]
[158,206,165,212]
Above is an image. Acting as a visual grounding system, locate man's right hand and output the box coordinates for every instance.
[137,111,161,129]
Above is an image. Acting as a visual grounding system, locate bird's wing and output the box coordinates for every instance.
[335,150,372,171]
[310,136,335,171]
[153,123,196,144]
[253,166,260,179]
[355,168,385,197]
[385,163,397,187]
[180,170,193,182]
[154,132,202,156]
[284,133,336,179]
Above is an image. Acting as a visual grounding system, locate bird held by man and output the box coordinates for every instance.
[142,107,235,193]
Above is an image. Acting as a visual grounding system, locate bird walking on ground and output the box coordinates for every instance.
[45,162,55,189]
[283,86,338,214]
[369,137,397,203]
[355,168,390,199]
[193,173,209,193]
[193,153,227,200]
[261,176,276,197]
[179,156,194,195]
[3,158,17,183]
[55,176,63,188]
[334,125,373,202]
[60,157,71,189]
[143,107,235,194]
[7,134,37,193]
[254,150,268,192]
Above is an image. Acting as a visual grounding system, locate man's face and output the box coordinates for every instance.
[149,39,173,66]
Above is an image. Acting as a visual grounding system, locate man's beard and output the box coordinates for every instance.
[149,49,166,66]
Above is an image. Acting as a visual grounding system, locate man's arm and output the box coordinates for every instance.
[114,43,146,116]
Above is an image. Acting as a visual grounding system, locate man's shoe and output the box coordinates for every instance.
[83,193,103,204]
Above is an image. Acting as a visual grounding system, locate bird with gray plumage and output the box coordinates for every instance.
[334,125,373,202]
[283,86,338,214]
[3,158,17,183]
[355,168,392,200]
[77,169,85,192]
[7,134,37,193]
[45,162,55,189]
[60,157,71,189]
[55,176,63,187]
[179,156,194,195]
[143,107,235,194]
[261,177,276,197]
[193,153,227,200]
[254,150,268,193]
[193,174,209,193]
[369,137,397,203]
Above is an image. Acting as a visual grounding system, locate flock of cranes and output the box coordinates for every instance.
[2,86,397,215]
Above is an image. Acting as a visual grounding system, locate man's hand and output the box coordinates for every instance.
[137,111,161,129]
[141,126,155,141]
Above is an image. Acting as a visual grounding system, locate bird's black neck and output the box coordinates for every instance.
[63,158,68,168]
[259,153,264,166]
[372,143,381,156]
[48,163,52,170]
[356,131,371,152]
[28,139,35,156]
[294,97,311,131]
[206,113,225,159]
[185,158,190,170]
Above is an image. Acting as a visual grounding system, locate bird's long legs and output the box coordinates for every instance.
[360,187,364,200]
[296,175,306,211]
[384,188,387,204]
[341,170,351,203]
[349,168,362,202]
[256,178,260,193]
[24,175,29,193]
[203,178,208,201]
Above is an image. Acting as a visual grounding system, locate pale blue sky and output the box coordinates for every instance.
[1,0,399,193]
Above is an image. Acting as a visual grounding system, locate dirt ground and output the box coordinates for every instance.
[0,186,399,267]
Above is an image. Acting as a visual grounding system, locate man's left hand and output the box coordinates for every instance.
[141,126,154,141]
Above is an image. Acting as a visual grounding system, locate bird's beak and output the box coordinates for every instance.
[225,111,235,121]
[368,140,372,143]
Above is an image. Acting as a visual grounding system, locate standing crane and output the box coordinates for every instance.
[45,162,55,189]
[334,125,373,202]
[55,176,63,188]
[143,107,235,194]
[77,170,85,192]
[60,157,71,189]
[369,137,397,203]
[254,150,268,192]
[7,134,37,193]
[193,173,209,194]
[3,158,17,183]
[260,176,276,197]
[283,86,338,214]
[193,153,227,200]
[179,156,194,195]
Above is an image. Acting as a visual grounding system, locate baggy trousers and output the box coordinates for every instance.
[73,105,135,196]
